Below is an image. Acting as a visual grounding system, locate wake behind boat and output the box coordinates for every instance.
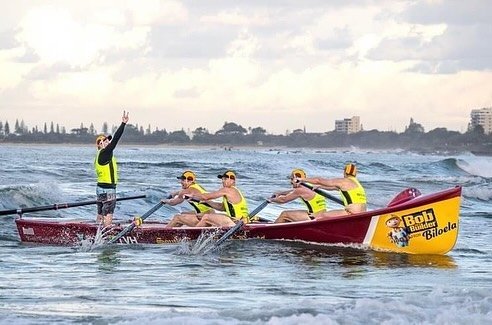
[13,186,461,255]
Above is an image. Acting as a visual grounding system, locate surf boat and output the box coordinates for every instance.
[12,186,462,255]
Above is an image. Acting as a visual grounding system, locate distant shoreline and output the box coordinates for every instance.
[1,141,491,156]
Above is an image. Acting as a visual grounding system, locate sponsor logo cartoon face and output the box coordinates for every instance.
[385,215,409,247]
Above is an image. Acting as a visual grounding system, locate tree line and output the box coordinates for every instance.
[0,118,491,154]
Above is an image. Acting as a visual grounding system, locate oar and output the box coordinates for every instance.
[106,201,164,244]
[299,182,344,206]
[209,198,271,250]
[0,194,146,216]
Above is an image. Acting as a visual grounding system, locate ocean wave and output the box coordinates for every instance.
[2,287,488,325]
[0,184,65,212]
[452,248,488,255]
[463,186,492,202]
[455,157,492,178]
[305,160,398,177]
[403,175,485,186]
[120,161,191,169]
[400,157,480,178]
[0,234,20,243]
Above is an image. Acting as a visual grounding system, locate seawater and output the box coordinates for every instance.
[0,144,491,324]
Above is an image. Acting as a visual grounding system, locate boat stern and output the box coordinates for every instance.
[365,186,461,255]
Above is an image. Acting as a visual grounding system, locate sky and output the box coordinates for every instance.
[0,0,491,134]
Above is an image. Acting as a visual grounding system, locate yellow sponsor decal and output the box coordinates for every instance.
[369,196,460,255]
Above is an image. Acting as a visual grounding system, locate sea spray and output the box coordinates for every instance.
[77,224,112,252]
[174,229,223,255]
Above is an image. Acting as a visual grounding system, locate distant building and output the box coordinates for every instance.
[469,107,492,134]
[335,116,361,134]
[405,117,424,133]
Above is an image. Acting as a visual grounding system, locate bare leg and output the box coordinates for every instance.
[196,214,235,227]
[166,214,200,228]
[103,214,113,227]
[315,209,349,220]
[274,210,311,223]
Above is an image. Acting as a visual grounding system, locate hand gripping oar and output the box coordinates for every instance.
[299,182,344,206]
[106,201,164,244]
[0,194,146,217]
[209,199,271,250]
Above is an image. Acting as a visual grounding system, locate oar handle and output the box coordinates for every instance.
[0,194,146,216]
[299,182,344,206]
[248,200,270,218]
[140,201,165,220]
[184,196,214,208]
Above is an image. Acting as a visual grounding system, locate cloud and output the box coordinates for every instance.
[390,1,492,72]
[403,0,492,25]
[148,25,233,59]
[0,29,19,49]
[24,62,81,80]
[200,9,269,26]
[14,46,40,63]
[316,27,353,50]
[368,24,492,72]
[127,0,188,26]
[1,1,491,135]
[174,87,199,98]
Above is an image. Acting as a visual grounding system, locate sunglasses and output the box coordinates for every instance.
[180,176,194,181]
[97,139,106,145]
[222,175,235,180]
[290,173,302,179]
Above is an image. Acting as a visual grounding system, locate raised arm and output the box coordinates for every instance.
[105,111,129,151]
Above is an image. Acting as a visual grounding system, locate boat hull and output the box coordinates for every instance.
[15,186,462,254]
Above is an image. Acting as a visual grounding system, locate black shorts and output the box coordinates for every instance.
[97,192,117,215]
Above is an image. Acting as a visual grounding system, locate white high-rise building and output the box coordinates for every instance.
[335,116,361,134]
[469,107,492,134]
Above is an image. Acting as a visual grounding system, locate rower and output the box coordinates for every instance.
[163,170,215,228]
[187,170,250,227]
[269,169,327,223]
[299,163,367,218]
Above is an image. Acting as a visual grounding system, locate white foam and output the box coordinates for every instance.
[7,286,482,325]
[464,186,492,201]
[457,157,492,178]
[174,229,223,255]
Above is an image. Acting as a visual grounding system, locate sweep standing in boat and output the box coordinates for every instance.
[163,170,215,228]
[94,110,129,227]
[269,169,327,223]
[300,163,367,217]
[187,170,249,227]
